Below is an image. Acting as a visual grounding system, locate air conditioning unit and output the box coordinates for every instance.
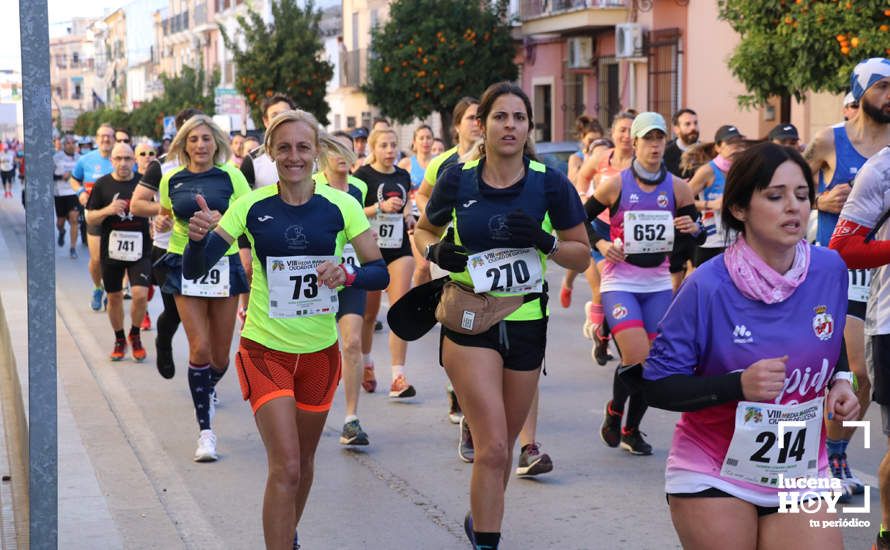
[567,37,594,69]
[615,23,643,59]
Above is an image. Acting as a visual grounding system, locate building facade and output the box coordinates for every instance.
[518,0,844,145]
[49,18,104,130]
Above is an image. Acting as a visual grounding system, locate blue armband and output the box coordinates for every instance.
[183,232,229,279]
[352,258,389,291]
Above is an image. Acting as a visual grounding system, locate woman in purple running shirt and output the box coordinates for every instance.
[643,142,859,549]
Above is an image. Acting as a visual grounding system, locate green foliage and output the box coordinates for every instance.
[718,0,889,106]
[74,66,219,139]
[72,108,128,137]
[363,0,517,126]
[220,0,333,125]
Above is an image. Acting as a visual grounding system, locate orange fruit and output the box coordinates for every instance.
[880,25,889,32]
[784,16,793,24]
[841,46,850,54]
[836,34,845,42]
[851,37,860,47]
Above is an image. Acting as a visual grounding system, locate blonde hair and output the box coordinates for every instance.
[264,110,357,172]
[366,127,398,166]
[167,115,231,168]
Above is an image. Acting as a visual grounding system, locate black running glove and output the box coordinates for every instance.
[505,211,557,253]
[426,241,468,272]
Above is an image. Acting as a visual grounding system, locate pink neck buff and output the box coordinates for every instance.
[713,154,732,173]
[724,234,810,304]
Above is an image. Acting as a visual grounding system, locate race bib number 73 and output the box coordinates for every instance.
[267,255,338,318]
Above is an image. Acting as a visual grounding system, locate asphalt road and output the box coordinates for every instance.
[0,194,881,549]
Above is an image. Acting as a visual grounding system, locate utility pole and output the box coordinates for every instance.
[19,0,59,547]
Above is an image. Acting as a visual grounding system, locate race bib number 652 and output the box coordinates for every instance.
[623,210,674,254]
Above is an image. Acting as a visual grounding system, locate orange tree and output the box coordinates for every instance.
[220,0,333,125]
[363,0,517,141]
[718,0,889,119]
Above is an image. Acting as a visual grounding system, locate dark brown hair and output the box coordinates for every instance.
[722,142,815,235]
[261,93,296,119]
[451,96,480,143]
[476,81,536,159]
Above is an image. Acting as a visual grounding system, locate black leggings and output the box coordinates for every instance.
[608,331,647,429]
[151,246,180,347]
[611,366,647,430]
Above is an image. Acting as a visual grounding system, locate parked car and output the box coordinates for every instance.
[534,141,579,176]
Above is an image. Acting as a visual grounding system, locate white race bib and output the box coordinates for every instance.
[342,244,361,268]
[848,269,871,303]
[267,255,338,318]
[720,397,823,487]
[373,213,404,249]
[108,230,143,261]
[623,210,674,254]
[467,247,543,294]
[181,256,230,297]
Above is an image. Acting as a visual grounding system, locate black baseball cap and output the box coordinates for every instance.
[768,124,799,141]
[386,277,448,341]
[714,125,743,144]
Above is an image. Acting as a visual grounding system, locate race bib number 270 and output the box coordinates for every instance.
[467,247,543,294]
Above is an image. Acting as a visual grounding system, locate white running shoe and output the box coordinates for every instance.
[194,430,218,462]
[582,301,597,340]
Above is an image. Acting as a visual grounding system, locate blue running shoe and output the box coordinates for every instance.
[90,288,105,311]
[464,511,475,549]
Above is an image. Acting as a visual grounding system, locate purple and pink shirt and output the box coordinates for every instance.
[644,245,848,506]
[600,167,675,294]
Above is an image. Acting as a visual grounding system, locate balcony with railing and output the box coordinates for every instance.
[339,48,368,89]
[520,0,627,34]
